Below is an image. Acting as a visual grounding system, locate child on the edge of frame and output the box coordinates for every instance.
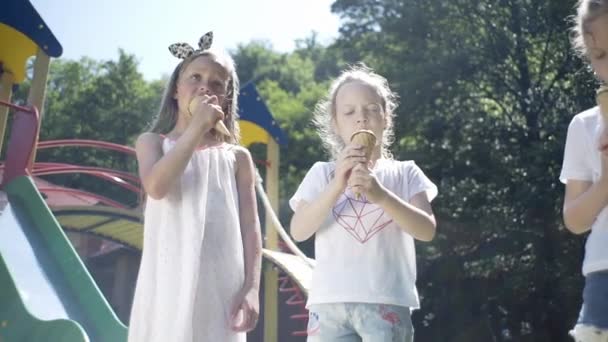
[128,32,262,342]
[561,1,608,341]
[290,63,438,342]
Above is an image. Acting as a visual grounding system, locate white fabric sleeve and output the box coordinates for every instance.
[289,162,328,211]
[560,115,593,184]
[405,161,438,202]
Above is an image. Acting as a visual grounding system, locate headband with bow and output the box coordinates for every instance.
[168,31,213,59]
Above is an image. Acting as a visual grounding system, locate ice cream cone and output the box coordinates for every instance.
[350,130,377,159]
[597,86,608,121]
[350,129,377,199]
[188,96,230,136]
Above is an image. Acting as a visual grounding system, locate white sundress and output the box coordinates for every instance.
[128,139,246,342]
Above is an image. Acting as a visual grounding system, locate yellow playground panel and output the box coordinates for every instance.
[0,0,62,158]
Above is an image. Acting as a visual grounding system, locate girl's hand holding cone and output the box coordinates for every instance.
[349,130,377,199]
[188,95,230,136]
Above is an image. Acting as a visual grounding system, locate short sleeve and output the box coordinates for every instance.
[405,162,438,202]
[560,115,593,184]
[289,162,329,211]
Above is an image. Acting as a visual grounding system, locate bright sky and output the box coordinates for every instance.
[30,0,341,80]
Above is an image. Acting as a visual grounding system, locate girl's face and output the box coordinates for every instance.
[587,13,608,83]
[333,81,386,149]
[174,54,230,115]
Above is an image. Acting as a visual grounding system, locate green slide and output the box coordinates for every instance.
[0,175,127,342]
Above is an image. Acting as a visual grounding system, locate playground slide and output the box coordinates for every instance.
[0,175,127,342]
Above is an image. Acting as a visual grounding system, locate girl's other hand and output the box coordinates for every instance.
[230,286,259,332]
[348,163,387,203]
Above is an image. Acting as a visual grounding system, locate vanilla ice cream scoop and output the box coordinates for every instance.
[188,96,231,136]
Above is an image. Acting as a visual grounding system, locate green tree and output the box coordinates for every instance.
[331,0,596,340]
[232,39,343,230]
[13,50,164,208]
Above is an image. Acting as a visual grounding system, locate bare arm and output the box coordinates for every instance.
[136,97,223,199]
[230,146,262,332]
[290,179,343,242]
[290,145,367,242]
[377,190,436,241]
[564,126,608,234]
[563,179,608,234]
[349,163,436,241]
[136,129,204,199]
[234,147,262,291]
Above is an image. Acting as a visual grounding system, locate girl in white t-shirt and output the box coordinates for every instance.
[561,1,608,341]
[290,64,437,342]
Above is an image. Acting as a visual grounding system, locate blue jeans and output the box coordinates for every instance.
[306,303,413,342]
[570,271,608,341]
[578,271,608,329]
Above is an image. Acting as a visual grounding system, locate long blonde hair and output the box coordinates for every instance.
[313,63,398,160]
[148,50,240,143]
[571,0,608,57]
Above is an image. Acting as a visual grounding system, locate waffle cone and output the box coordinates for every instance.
[350,130,377,160]
[350,130,377,199]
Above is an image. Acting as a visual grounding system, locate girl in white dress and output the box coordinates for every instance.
[128,32,262,342]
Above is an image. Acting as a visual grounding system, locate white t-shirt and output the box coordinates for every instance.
[560,107,608,276]
[289,159,438,309]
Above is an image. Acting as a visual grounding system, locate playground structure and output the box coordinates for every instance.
[0,1,313,341]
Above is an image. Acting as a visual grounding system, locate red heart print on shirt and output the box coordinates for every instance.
[332,191,393,243]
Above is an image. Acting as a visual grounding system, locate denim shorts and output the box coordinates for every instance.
[577,271,608,329]
[570,271,608,342]
[306,303,413,342]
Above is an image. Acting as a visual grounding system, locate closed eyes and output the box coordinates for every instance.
[366,104,382,112]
